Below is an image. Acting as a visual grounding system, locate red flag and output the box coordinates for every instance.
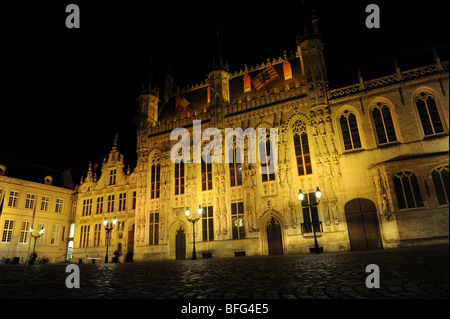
[175,94,190,113]
[252,66,279,91]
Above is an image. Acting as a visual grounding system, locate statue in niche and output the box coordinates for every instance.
[288,201,298,228]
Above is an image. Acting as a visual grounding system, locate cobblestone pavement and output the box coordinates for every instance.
[0,244,448,299]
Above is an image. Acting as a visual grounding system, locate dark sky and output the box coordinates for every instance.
[0,0,447,183]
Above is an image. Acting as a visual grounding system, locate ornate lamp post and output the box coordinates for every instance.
[29,226,44,264]
[298,187,322,254]
[103,216,117,263]
[185,205,203,260]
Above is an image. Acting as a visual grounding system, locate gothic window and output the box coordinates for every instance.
[174,161,185,195]
[292,119,312,176]
[300,192,321,234]
[339,110,362,150]
[231,202,245,239]
[151,163,161,198]
[431,165,449,205]
[415,91,444,136]
[201,152,213,191]
[372,102,397,144]
[259,129,276,182]
[202,206,214,241]
[394,171,424,209]
[228,136,243,187]
[149,211,159,245]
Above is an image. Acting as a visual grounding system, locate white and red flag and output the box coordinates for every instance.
[252,66,279,91]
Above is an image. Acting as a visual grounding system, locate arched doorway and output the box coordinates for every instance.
[266,217,283,255]
[175,226,186,260]
[345,198,383,251]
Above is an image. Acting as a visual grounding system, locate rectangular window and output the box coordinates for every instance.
[229,145,243,187]
[93,224,101,247]
[301,193,321,234]
[109,169,117,185]
[41,196,50,212]
[118,193,127,211]
[107,195,115,213]
[2,220,14,243]
[51,224,60,245]
[260,134,276,182]
[231,202,245,239]
[80,225,90,248]
[294,132,312,176]
[8,191,19,208]
[151,164,161,198]
[55,198,64,213]
[20,221,30,243]
[25,194,36,210]
[35,223,45,244]
[202,158,213,191]
[202,206,214,241]
[175,162,185,195]
[132,191,136,210]
[149,212,159,245]
[96,197,104,214]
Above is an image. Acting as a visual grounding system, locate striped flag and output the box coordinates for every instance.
[252,66,279,91]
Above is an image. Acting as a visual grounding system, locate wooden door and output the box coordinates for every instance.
[175,227,186,260]
[267,217,283,255]
[345,198,383,251]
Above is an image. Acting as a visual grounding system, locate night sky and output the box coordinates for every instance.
[0,0,447,183]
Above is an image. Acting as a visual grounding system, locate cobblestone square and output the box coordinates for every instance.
[0,244,448,299]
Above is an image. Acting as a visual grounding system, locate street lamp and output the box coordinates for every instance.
[29,226,44,264]
[185,205,202,260]
[103,216,117,263]
[298,187,322,254]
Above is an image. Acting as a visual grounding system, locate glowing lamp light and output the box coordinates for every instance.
[298,189,304,201]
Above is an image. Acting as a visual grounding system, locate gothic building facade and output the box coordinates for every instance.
[72,26,448,262]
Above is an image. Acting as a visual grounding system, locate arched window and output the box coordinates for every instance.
[372,102,397,144]
[431,165,449,205]
[415,91,444,136]
[394,171,423,209]
[150,154,161,199]
[292,119,312,176]
[339,110,362,150]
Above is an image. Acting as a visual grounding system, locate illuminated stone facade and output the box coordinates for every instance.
[72,32,448,262]
[0,163,75,263]
[129,35,448,261]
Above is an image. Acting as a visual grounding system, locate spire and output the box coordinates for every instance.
[297,0,321,42]
[212,28,229,72]
[143,54,159,96]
